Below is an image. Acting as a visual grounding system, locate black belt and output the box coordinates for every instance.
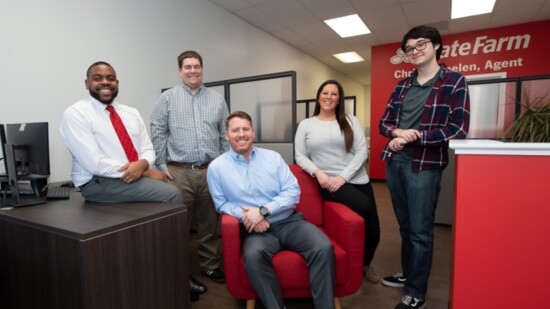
[168,161,209,170]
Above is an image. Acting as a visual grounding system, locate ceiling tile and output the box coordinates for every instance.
[209,0,250,12]
[255,0,318,27]
[402,0,450,26]
[448,15,491,34]
[494,0,546,10]
[246,0,273,5]
[361,8,409,44]
[533,3,550,20]
[489,6,541,27]
[271,29,310,46]
[291,22,340,43]
[234,6,285,32]
[295,43,331,59]
[312,39,354,55]
[350,0,402,12]
[297,0,356,20]
[345,36,378,55]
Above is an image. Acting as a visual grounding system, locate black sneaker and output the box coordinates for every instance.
[381,273,406,287]
[395,295,425,309]
[202,268,225,283]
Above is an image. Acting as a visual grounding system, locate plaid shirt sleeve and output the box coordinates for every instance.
[378,79,412,161]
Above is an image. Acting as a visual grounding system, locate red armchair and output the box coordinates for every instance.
[221,164,365,309]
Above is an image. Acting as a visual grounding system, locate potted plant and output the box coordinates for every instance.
[502,89,550,142]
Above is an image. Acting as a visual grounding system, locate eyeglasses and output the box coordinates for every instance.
[404,40,431,55]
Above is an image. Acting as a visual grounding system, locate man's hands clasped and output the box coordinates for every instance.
[241,206,271,233]
[389,129,422,152]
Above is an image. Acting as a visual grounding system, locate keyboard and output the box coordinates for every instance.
[47,186,70,200]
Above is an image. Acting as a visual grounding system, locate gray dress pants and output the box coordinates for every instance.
[80,175,183,204]
[242,212,336,309]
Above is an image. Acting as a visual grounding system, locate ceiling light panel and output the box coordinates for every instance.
[452,0,496,19]
[333,52,365,63]
[324,14,370,38]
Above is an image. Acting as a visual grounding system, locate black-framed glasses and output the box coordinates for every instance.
[404,40,431,55]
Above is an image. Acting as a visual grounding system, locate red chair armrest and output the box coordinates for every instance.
[221,214,246,296]
[323,201,364,252]
[323,200,365,295]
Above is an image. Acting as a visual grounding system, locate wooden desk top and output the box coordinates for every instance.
[0,189,186,241]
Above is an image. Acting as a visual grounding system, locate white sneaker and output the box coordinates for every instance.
[395,295,426,309]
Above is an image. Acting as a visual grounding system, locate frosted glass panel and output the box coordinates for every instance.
[296,102,307,124]
[230,77,293,142]
[468,83,502,138]
[209,85,225,98]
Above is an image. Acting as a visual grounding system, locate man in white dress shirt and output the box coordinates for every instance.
[60,61,182,203]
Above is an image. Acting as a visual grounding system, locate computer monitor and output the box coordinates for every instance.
[1,122,49,208]
[5,122,50,176]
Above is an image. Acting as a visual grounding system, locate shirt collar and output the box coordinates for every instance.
[410,63,448,82]
[228,146,257,163]
[88,96,120,112]
[181,83,204,95]
[412,68,441,87]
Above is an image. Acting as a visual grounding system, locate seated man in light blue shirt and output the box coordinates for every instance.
[207,111,336,309]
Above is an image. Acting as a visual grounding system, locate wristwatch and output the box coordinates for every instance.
[259,206,269,217]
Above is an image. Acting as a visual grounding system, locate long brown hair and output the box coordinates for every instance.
[313,80,353,152]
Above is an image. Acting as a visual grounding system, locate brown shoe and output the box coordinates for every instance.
[364,265,380,283]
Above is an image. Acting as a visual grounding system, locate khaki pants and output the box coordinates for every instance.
[168,165,221,271]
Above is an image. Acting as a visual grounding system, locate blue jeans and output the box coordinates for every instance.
[386,159,442,299]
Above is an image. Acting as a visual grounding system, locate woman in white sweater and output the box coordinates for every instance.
[295,80,380,283]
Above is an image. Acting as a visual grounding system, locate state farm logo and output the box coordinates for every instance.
[389,34,530,65]
[390,48,410,65]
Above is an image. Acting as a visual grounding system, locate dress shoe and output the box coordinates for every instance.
[190,290,199,302]
[190,276,207,294]
[202,268,226,283]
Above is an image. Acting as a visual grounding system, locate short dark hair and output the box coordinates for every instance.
[226,111,253,129]
[177,50,203,69]
[86,61,115,79]
[401,25,443,60]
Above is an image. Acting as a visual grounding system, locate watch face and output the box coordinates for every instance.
[260,206,268,216]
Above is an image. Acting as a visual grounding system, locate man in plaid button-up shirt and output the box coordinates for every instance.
[378,25,470,309]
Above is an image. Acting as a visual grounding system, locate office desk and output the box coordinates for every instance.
[0,190,189,309]
[449,140,550,308]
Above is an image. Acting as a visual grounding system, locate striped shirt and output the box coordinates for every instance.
[379,64,470,172]
[150,84,229,171]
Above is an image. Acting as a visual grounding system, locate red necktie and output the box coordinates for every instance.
[106,105,139,162]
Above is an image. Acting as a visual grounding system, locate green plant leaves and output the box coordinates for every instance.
[502,90,550,143]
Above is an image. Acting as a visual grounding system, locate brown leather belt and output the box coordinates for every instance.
[168,161,209,170]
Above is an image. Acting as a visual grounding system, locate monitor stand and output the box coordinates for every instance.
[2,143,47,208]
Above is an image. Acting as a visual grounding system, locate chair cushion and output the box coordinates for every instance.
[240,228,348,289]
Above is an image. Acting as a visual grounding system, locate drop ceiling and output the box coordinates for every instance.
[208,0,550,86]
